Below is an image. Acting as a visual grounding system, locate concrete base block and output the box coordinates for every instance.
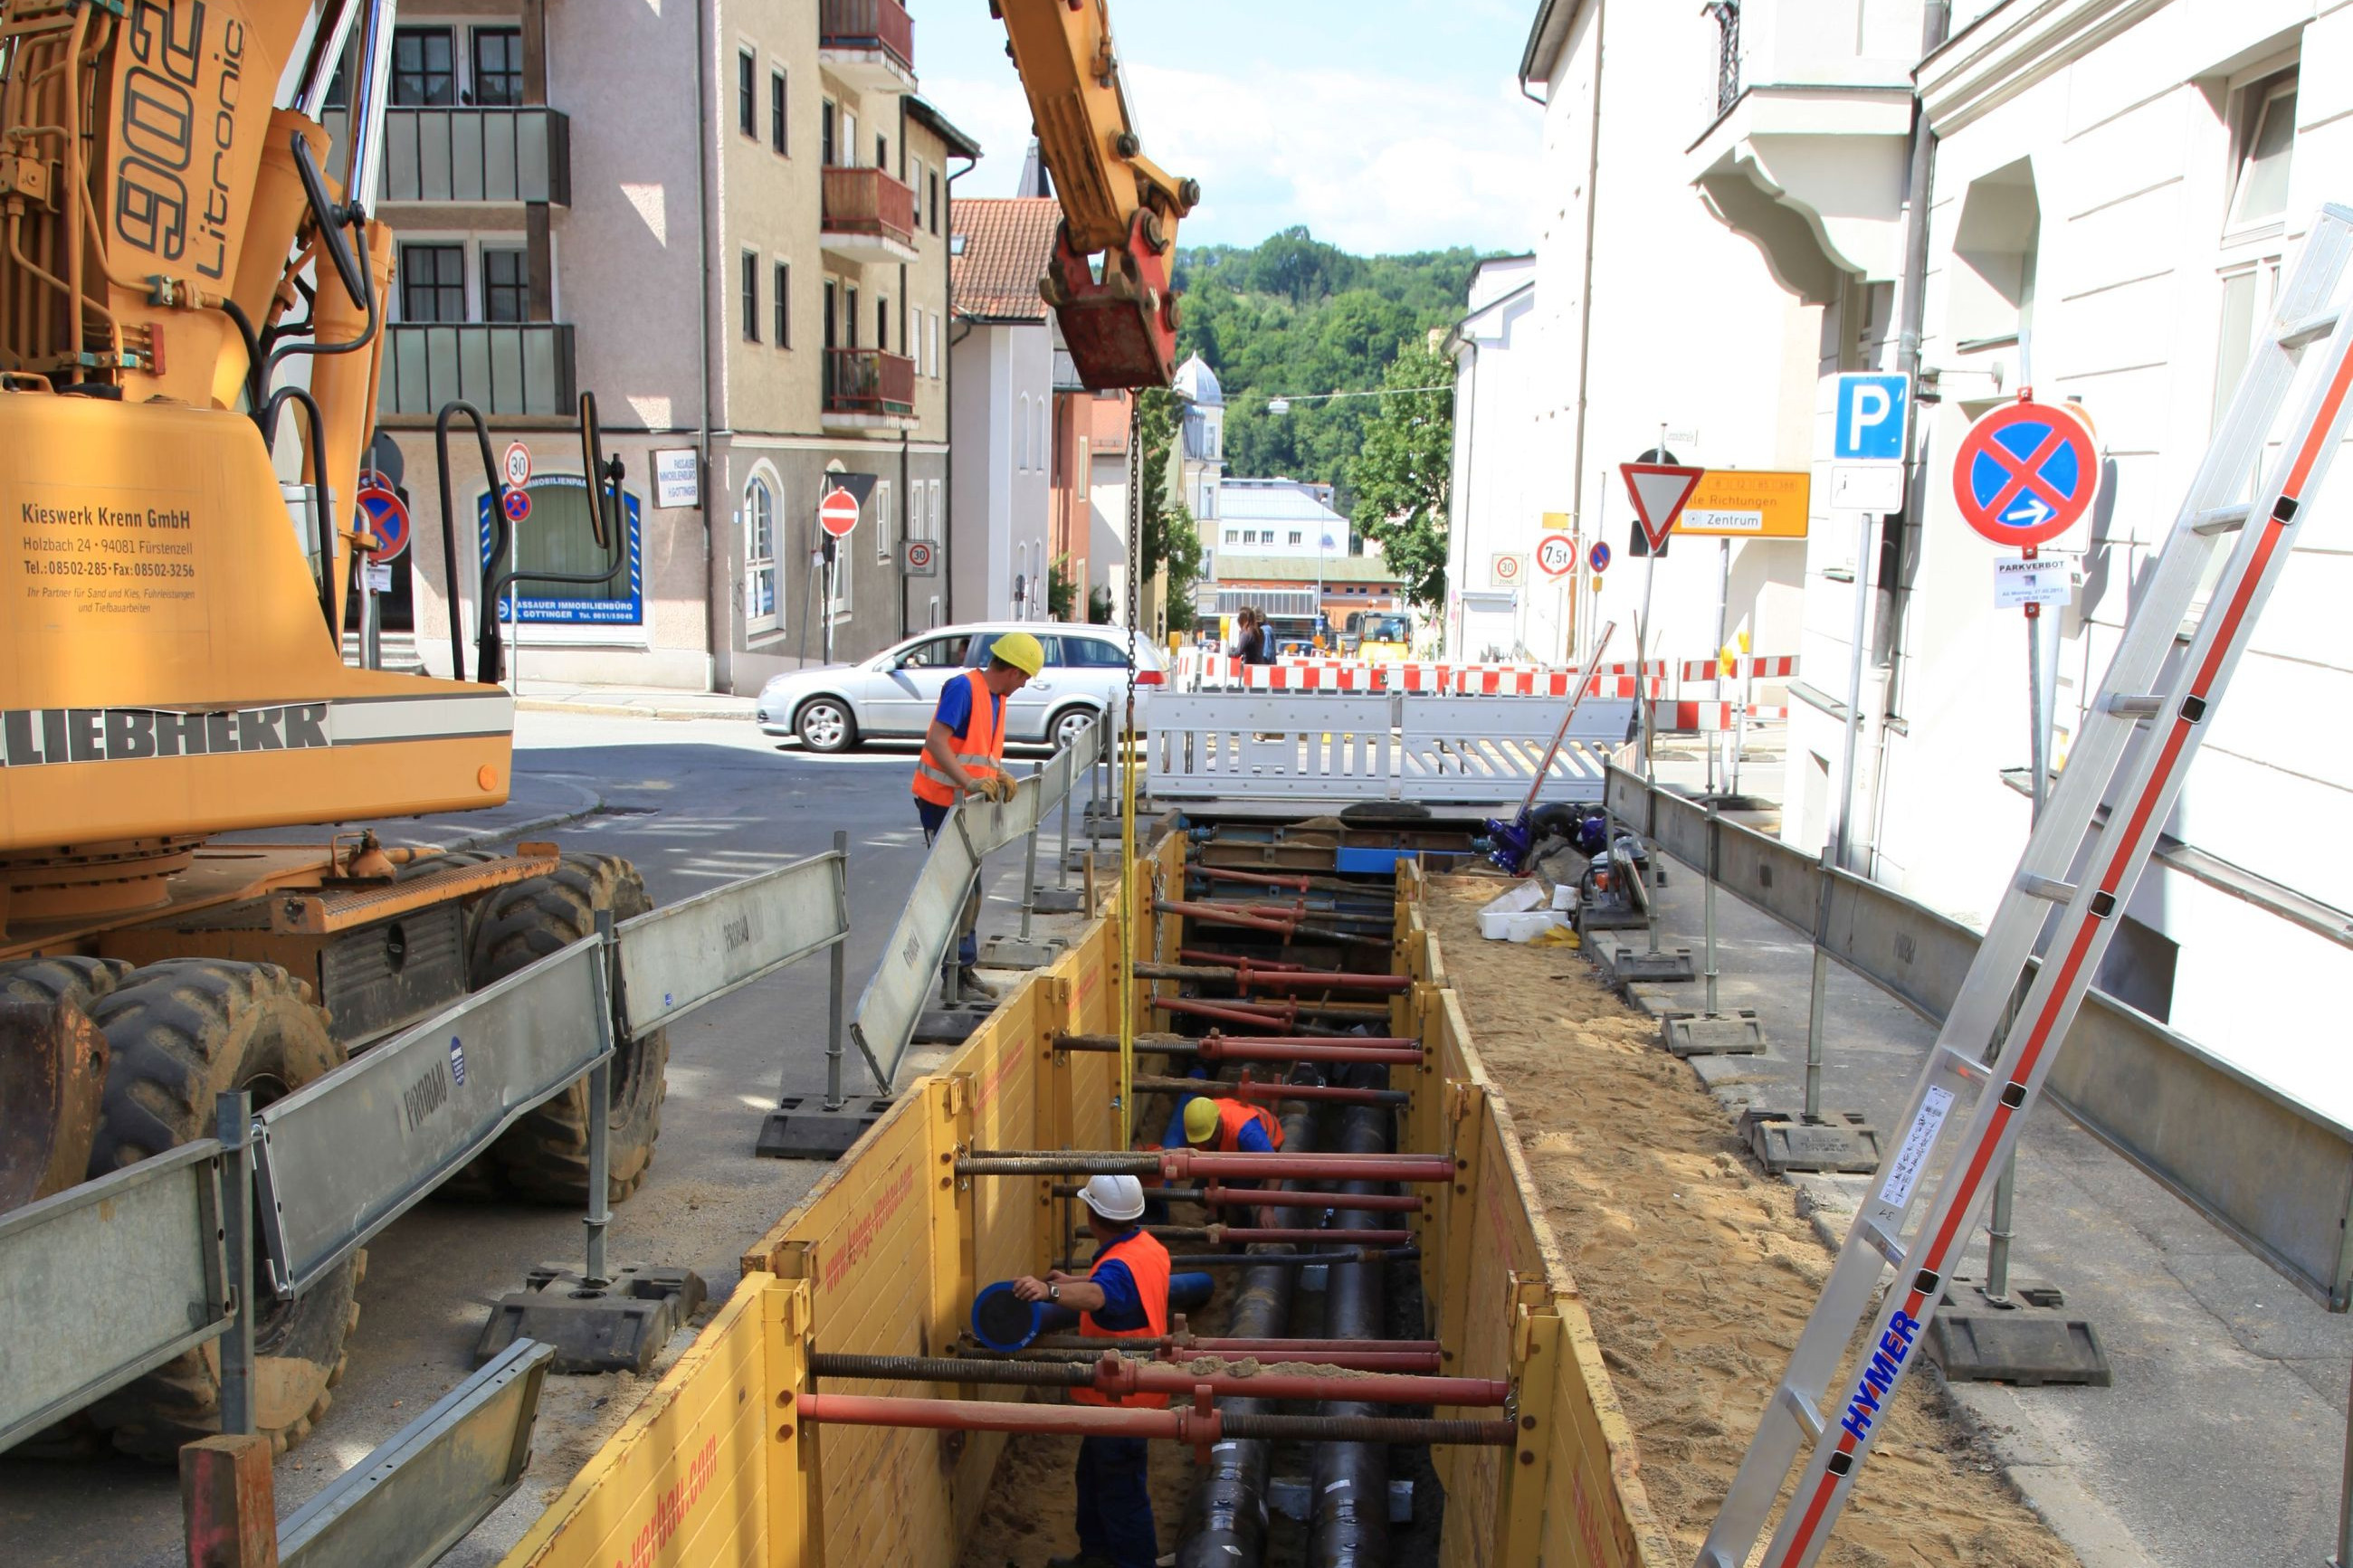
[1606,943,1696,984]
[756,1096,891,1160]
[1662,1010,1766,1056]
[913,1003,994,1044]
[977,935,1064,970]
[1927,1296,2112,1387]
[1577,894,1648,931]
[476,1264,707,1374]
[1030,887,1086,914]
[1744,1108,1881,1174]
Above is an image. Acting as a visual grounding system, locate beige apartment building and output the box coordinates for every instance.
[347,0,976,692]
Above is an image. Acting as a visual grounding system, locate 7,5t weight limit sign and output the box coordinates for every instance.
[1536,534,1577,578]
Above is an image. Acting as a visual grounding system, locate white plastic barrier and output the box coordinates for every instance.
[1146,691,1636,806]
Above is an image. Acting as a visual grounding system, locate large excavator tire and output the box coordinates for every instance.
[0,955,131,1210]
[467,854,667,1204]
[82,960,361,1461]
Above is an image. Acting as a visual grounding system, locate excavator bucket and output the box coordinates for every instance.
[1043,211,1182,390]
[0,994,109,1215]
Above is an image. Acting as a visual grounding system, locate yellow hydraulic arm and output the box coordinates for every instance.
[994,0,1199,389]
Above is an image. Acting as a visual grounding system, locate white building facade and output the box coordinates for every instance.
[1690,0,2353,1117]
[948,197,1057,623]
[1213,479,1348,560]
[1475,2,1817,675]
[1444,257,1548,660]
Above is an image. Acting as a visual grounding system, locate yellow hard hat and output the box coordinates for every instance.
[1182,1097,1220,1145]
[991,630,1045,676]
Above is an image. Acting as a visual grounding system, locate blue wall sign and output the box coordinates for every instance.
[479,475,644,626]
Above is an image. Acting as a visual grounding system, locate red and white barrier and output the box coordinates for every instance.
[1679,654,1797,683]
[1172,648,1798,703]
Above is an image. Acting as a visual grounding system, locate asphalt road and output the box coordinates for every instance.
[0,711,1090,1566]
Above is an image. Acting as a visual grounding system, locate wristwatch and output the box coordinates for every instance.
[1047,1284,1061,1302]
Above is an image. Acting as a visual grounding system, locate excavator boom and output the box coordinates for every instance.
[996,0,1198,389]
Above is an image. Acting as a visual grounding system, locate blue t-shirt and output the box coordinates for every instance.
[934,676,1003,740]
[1087,1227,1149,1332]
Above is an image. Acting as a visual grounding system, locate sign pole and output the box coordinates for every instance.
[1832,509,1872,870]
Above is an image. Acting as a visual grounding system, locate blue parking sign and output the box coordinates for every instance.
[1832,373,1910,461]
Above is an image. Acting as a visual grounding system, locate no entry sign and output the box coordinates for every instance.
[1952,400,2099,548]
[818,487,860,538]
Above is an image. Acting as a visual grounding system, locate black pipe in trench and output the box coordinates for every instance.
[1312,1072,1394,1567]
[1176,1094,1320,1568]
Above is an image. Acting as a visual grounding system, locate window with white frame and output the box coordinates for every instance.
[928,479,942,540]
[877,479,893,562]
[1016,394,1029,470]
[2227,70,2297,233]
[745,476,779,631]
[928,312,940,378]
[829,534,853,616]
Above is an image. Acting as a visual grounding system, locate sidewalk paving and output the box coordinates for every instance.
[1597,829,2351,1568]
[512,679,759,722]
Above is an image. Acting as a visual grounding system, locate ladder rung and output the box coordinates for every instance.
[2104,692,2164,717]
[2279,309,2341,350]
[1780,1384,1826,1440]
[1861,1218,1908,1269]
[2191,505,2250,536]
[1936,1042,1990,1081]
[2017,873,2078,903]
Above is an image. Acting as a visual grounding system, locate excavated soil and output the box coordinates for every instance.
[955,1413,1197,1568]
[1429,875,2077,1568]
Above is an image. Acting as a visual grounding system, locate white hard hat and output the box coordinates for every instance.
[1079,1174,1147,1222]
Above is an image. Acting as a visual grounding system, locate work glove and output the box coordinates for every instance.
[972,773,1018,804]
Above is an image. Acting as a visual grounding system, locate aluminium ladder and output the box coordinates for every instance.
[1700,202,2353,1568]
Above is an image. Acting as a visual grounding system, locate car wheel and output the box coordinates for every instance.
[1052,706,1103,753]
[795,698,857,753]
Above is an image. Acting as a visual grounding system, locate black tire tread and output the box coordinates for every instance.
[82,960,358,1460]
[466,854,667,1203]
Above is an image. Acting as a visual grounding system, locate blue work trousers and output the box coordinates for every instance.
[917,799,981,969]
[1073,1434,1157,1568]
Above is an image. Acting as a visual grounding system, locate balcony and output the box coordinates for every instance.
[1684,0,1920,302]
[327,106,570,206]
[820,166,919,263]
[377,323,576,421]
[822,348,917,431]
[818,0,916,92]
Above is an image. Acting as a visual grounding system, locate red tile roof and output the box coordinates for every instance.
[951,196,1061,322]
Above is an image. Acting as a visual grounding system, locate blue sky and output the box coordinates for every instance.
[910,0,1545,256]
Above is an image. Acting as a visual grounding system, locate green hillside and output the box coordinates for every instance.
[1173,227,1481,511]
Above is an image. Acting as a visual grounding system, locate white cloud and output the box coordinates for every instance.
[923,62,1543,256]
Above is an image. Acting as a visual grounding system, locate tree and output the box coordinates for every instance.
[1129,386,1204,628]
[1348,341,1453,611]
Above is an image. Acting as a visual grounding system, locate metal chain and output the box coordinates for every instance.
[1116,408,1145,1127]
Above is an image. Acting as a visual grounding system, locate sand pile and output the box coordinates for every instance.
[1429,874,2076,1568]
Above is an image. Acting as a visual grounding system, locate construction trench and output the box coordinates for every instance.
[497,812,2073,1568]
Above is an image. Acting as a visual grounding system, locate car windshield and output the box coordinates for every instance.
[1362,615,1409,641]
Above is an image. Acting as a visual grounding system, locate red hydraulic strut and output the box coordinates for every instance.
[795,1392,1516,1448]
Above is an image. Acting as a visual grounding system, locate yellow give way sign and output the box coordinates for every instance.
[1677,470,1811,537]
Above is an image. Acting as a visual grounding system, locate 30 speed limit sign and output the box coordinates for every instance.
[1536,534,1577,578]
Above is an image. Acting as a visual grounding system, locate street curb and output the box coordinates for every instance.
[393,777,607,853]
[516,698,757,723]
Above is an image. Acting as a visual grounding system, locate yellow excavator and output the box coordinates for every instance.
[996,0,1198,389]
[0,0,661,1458]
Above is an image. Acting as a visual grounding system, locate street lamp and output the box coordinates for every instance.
[1263,385,1449,415]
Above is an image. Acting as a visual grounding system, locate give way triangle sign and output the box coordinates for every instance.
[1619,462,1704,554]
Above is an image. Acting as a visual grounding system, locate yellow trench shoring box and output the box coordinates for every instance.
[500,842,1672,1568]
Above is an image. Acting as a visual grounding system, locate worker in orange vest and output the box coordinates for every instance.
[1010,1174,1169,1568]
[911,631,1043,1001]
[1180,1093,1284,1156]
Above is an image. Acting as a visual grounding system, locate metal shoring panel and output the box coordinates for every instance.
[1145,694,1396,801]
[0,1140,228,1450]
[1396,695,1635,805]
[252,939,612,1297]
[614,849,850,1036]
[1701,204,2353,1568]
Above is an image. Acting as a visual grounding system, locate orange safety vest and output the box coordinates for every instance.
[911,669,1007,807]
[1072,1228,1172,1409]
[1210,1098,1283,1154]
